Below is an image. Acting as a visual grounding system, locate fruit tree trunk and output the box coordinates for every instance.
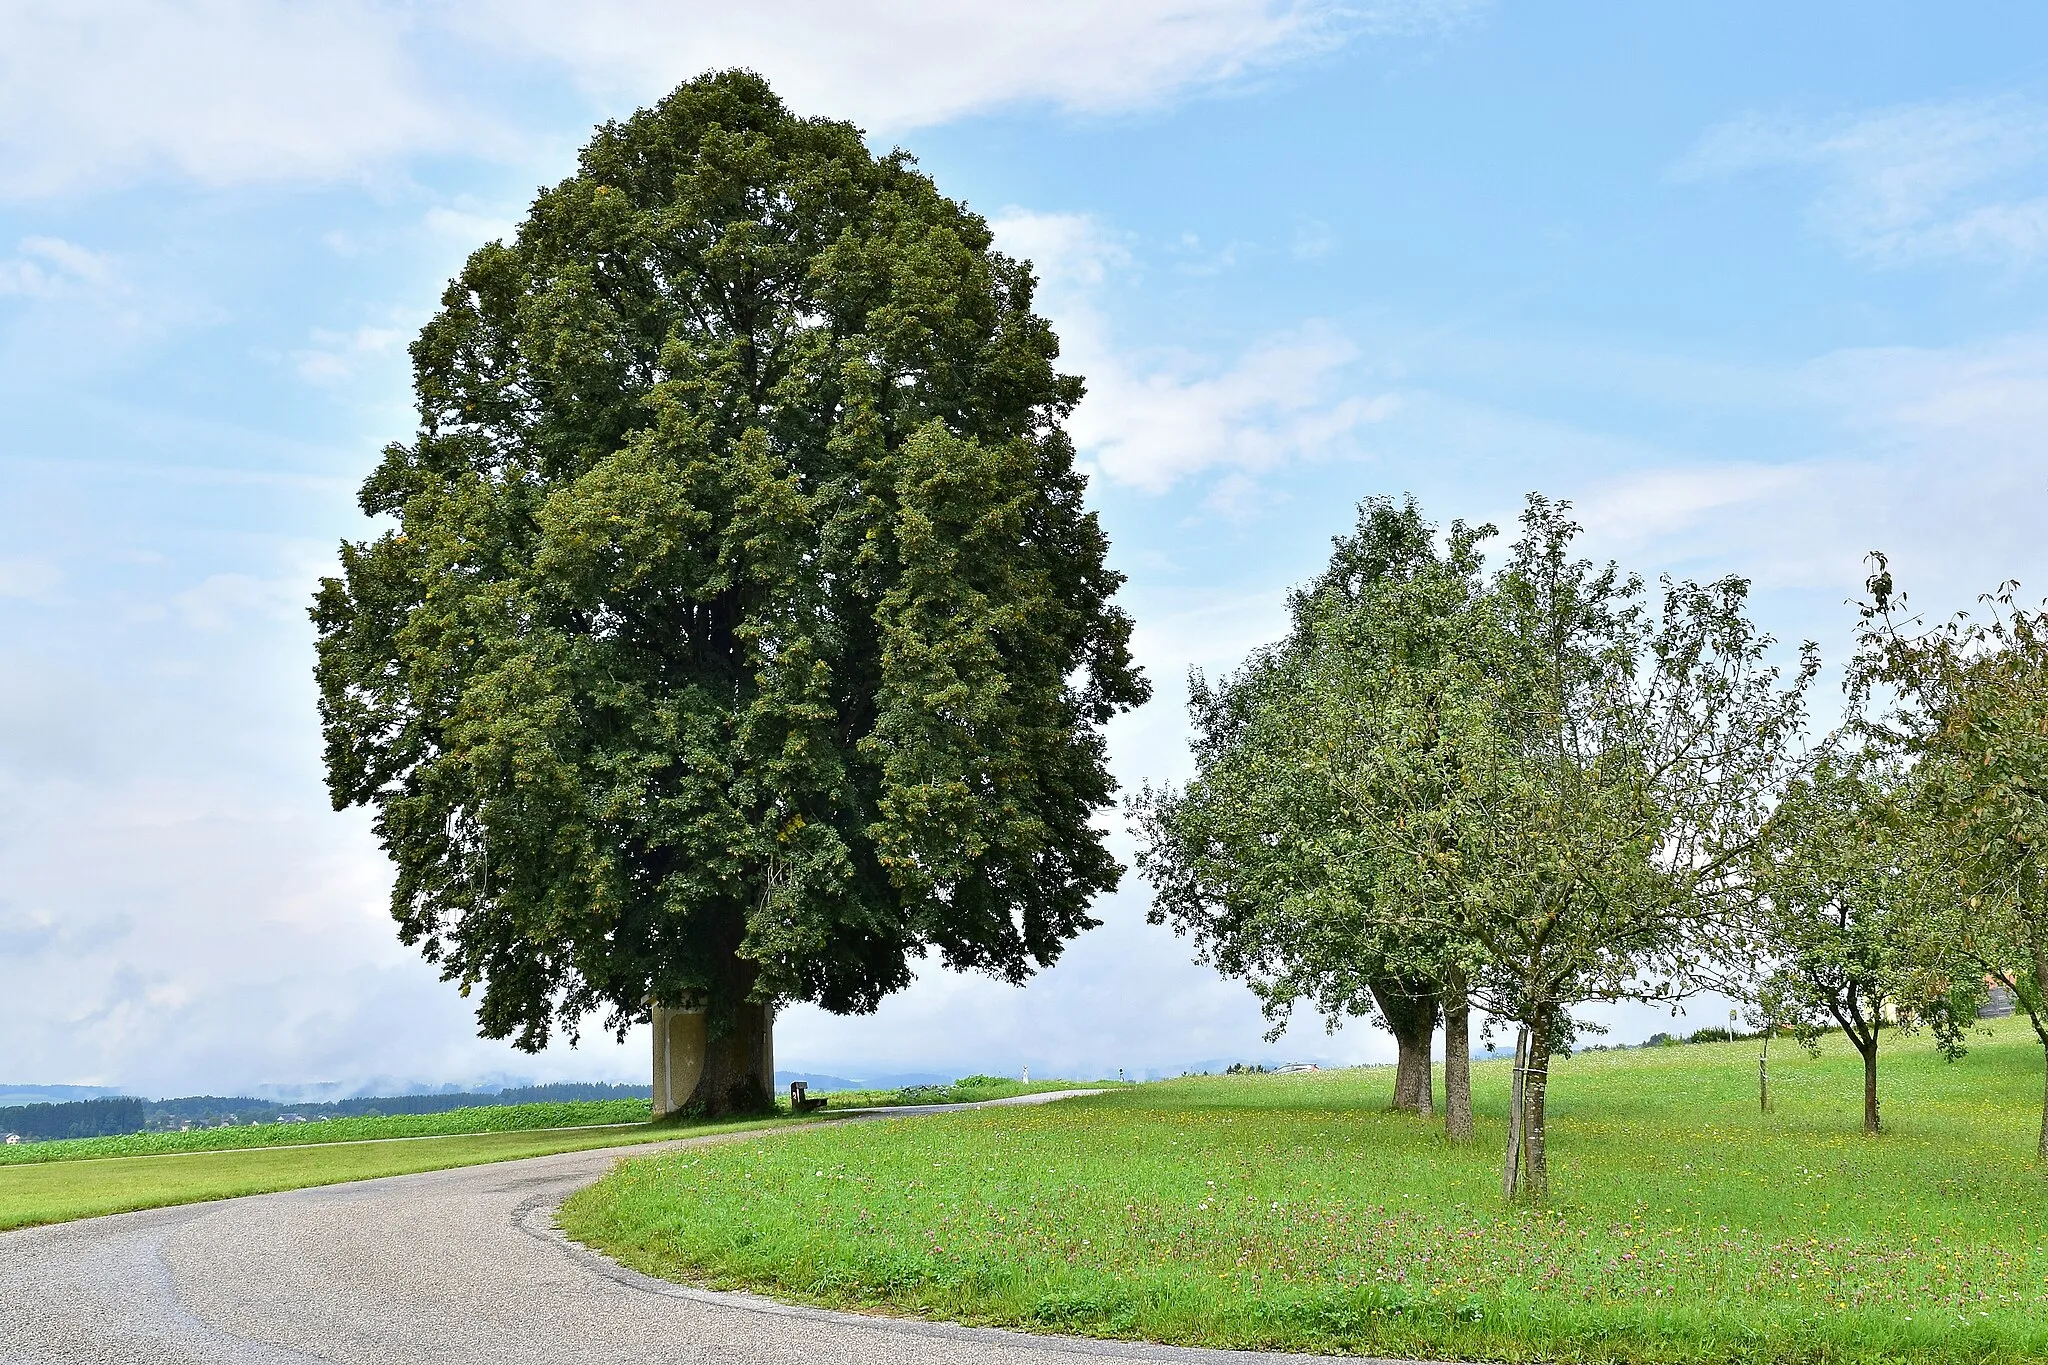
[1519,1007,1553,1198]
[1443,966,1473,1142]
[1371,977,1439,1115]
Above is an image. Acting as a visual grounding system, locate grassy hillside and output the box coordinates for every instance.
[562,1019,2048,1364]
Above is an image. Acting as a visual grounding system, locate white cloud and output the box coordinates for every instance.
[1575,464,1812,550]
[0,2,487,197]
[171,573,309,632]
[291,323,409,385]
[993,209,1396,493]
[1521,333,2048,625]
[0,1,1477,199]
[1291,218,1337,259]
[0,769,653,1095]
[0,236,118,297]
[468,0,1357,129]
[1677,97,2048,267]
[1804,331,2048,447]
[424,206,520,247]
[0,557,63,601]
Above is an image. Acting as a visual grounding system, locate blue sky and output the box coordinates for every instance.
[4,1,2047,1096]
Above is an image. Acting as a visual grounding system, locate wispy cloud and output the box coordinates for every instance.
[471,1,1354,126]
[171,572,311,633]
[423,206,520,247]
[0,236,118,297]
[994,209,1395,495]
[290,323,409,386]
[1290,218,1337,260]
[1803,330,2048,447]
[0,557,63,601]
[1575,464,1812,551]
[1511,331,2048,609]
[0,2,484,197]
[0,1,1480,199]
[1676,96,2048,267]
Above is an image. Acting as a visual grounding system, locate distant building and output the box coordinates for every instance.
[1980,983,2017,1019]
[3,1133,20,1144]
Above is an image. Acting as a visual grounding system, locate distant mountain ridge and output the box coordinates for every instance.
[776,1071,966,1091]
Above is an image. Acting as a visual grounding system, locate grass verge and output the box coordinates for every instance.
[0,1113,781,1232]
[817,1078,1127,1109]
[562,1019,2048,1364]
[0,1098,653,1166]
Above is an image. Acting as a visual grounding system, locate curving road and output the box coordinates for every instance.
[0,1094,1407,1365]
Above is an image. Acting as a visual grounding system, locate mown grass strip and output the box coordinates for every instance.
[0,1115,787,1232]
[563,1019,2048,1365]
[0,1098,654,1166]
[811,1078,1128,1110]
[0,1084,1116,1232]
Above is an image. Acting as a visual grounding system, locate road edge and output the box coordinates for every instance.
[522,1096,1451,1365]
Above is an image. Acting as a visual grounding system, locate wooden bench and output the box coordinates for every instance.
[788,1081,828,1114]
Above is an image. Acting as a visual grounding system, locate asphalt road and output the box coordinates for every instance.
[0,1092,1405,1365]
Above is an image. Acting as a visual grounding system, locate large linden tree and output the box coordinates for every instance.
[312,71,1146,1115]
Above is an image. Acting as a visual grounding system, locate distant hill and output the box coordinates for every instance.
[0,1085,126,1108]
[775,1071,960,1091]
[0,1096,145,1141]
[774,1071,862,1093]
[0,1081,655,1143]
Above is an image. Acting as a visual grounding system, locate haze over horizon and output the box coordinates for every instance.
[5,2,2046,1096]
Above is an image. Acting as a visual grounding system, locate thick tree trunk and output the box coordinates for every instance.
[652,1000,775,1119]
[1860,1040,1880,1135]
[1520,1008,1553,1199]
[1371,977,1438,1115]
[1502,1026,1528,1199]
[687,1000,775,1117]
[1443,967,1473,1142]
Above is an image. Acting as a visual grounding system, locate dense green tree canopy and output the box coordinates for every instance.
[1140,494,1814,1196]
[1853,560,2048,1157]
[312,71,1147,1059]
[1131,497,1485,1128]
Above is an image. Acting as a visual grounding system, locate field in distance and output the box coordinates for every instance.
[563,1019,2048,1365]
[813,1076,1129,1109]
[0,1079,1121,1232]
[0,1098,655,1166]
[0,1101,792,1231]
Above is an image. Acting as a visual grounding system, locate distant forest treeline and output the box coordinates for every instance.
[0,1082,653,1142]
[0,1096,147,1141]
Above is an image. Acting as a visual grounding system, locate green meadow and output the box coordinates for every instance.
[562,1019,2048,1364]
[0,1097,653,1166]
[0,1109,782,1232]
[0,1081,1120,1233]
[812,1076,1129,1109]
